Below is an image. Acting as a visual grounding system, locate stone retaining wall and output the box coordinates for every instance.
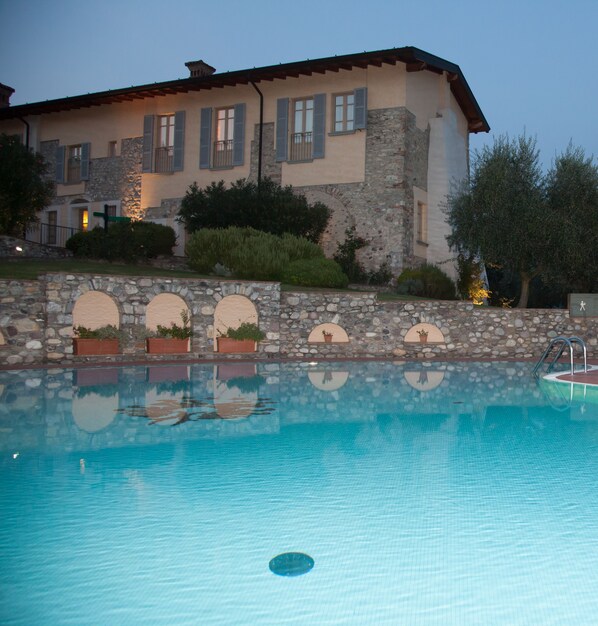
[1,274,596,366]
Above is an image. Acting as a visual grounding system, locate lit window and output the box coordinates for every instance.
[334,93,354,132]
[79,208,89,232]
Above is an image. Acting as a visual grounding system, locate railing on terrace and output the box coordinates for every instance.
[290,132,313,161]
[213,140,233,168]
[154,146,174,173]
[25,222,81,248]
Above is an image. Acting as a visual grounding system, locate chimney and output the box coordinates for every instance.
[185,60,216,78]
[0,83,15,108]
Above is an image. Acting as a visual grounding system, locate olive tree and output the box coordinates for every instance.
[446,135,548,308]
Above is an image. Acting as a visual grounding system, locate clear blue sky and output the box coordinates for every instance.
[1,0,596,169]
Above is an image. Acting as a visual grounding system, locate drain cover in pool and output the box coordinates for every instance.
[269,552,314,577]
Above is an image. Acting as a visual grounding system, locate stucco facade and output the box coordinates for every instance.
[0,47,488,275]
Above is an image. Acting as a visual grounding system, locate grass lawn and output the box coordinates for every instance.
[0,257,429,301]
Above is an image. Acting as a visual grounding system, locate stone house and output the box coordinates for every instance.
[0,46,489,275]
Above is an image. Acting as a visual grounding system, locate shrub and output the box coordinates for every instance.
[155,310,192,339]
[333,226,368,282]
[281,257,349,288]
[178,177,330,242]
[186,227,325,281]
[220,322,265,341]
[395,263,457,299]
[66,221,176,262]
[73,325,124,340]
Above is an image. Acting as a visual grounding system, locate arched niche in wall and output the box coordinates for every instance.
[72,291,119,330]
[308,323,349,343]
[146,293,189,331]
[213,295,258,351]
[404,322,445,344]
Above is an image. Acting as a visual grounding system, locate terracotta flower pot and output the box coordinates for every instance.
[217,338,256,353]
[146,338,189,354]
[73,338,120,356]
[419,335,428,344]
[323,334,333,343]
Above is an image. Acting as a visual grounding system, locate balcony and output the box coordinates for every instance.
[213,140,233,168]
[290,132,312,161]
[154,146,174,173]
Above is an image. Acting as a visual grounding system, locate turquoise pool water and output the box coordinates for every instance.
[1,360,598,625]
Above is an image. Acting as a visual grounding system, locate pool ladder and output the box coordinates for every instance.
[532,336,588,378]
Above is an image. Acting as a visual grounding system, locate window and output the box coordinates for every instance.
[276,95,326,162]
[55,143,90,184]
[142,112,185,174]
[108,141,117,157]
[416,202,428,243]
[47,211,57,245]
[199,104,245,170]
[67,145,82,183]
[290,98,314,161]
[334,93,355,132]
[155,114,175,172]
[213,107,235,168]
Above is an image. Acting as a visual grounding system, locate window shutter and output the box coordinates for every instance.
[142,115,154,173]
[354,87,368,130]
[200,107,212,169]
[276,98,289,162]
[80,142,91,180]
[55,145,65,183]
[233,103,246,166]
[312,93,326,159]
[173,111,185,171]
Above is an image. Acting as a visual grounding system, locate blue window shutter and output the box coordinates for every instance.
[312,93,326,159]
[276,98,289,162]
[173,111,185,171]
[80,142,90,180]
[55,145,65,183]
[233,103,246,166]
[142,115,154,173]
[200,107,212,169]
[354,87,368,130]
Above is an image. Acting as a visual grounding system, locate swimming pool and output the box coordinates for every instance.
[1,360,598,625]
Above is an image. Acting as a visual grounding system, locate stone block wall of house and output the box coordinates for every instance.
[1,275,597,366]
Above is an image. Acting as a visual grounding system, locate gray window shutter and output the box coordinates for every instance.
[233,103,246,166]
[200,107,212,169]
[312,93,326,159]
[55,145,65,183]
[80,142,90,180]
[354,87,368,130]
[276,98,289,162]
[142,115,154,173]
[173,110,185,171]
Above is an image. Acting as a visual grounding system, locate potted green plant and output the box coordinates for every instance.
[322,329,333,343]
[73,325,124,355]
[217,322,266,353]
[417,328,429,344]
[146,310,193,354]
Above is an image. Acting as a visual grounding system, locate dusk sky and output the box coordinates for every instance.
[1,0,596,169]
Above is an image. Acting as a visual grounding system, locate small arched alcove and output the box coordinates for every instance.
[146,293,189,331]
[308,323,349,344]
[404,322,445,344]
[72,291,120,330]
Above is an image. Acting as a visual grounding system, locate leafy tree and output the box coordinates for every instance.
[446,135,547,307]
[0,134,55,235]
[177,177,330,242]
[544,145,598,293]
